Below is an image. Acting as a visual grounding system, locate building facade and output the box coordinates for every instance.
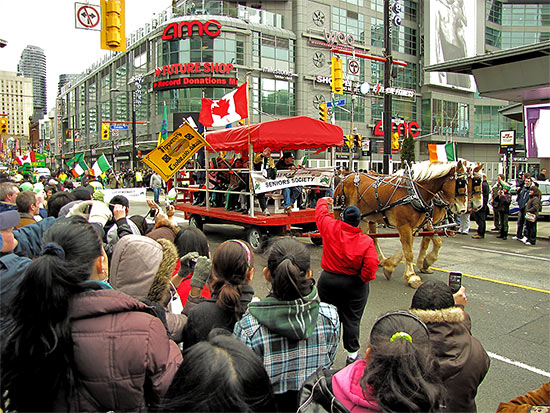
[18,45,47,122]
[0,70,34,156]
[52,0,549,176]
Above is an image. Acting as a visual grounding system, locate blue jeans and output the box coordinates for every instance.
[283,187,301,208]
[153,187,161,203]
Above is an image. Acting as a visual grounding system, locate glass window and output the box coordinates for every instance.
[371,0,384,13]
[404,0,417,22]
[260,78,295,116]
[486,27,501,47]
[332,6,365,45]
[371,17,384,48]
[88,106,97,134]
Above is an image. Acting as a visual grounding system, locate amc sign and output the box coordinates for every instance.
[162,20,221,41]
[374,120,420,138]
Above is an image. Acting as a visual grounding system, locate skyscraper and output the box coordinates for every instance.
[17,45,46,122]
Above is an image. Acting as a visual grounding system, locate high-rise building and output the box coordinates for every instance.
[58,74,79,96]
[0,70,34,152]
[17,45,47,122]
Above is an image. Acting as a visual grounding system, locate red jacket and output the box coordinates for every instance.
[315,199,379,283]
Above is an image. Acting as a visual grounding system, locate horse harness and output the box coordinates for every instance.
[337,169,467,230]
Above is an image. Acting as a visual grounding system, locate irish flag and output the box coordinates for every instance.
[15,151,36,165]
[91,154,111,176]
[428,143,457,162]
[71,155,90,178]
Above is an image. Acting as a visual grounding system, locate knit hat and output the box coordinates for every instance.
[343,206,361,227]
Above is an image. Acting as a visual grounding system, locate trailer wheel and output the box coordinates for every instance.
[246,227,265,253]
[311,237,323,246]
[189,214,203,231]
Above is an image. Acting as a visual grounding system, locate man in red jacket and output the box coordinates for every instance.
[315,197,379,365]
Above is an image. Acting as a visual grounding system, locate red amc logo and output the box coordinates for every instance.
[162,20,221,40]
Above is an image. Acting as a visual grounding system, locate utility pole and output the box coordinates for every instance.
[383,0,393,174]
[348,95,355,170]
[131,89,137,169]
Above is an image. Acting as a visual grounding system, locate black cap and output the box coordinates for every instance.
[342,206,361,227]
[282,151,294,159]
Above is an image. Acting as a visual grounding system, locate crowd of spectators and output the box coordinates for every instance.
[0,166,547,412]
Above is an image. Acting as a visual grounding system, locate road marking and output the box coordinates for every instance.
[462,246,550,262]
[429,265,550,294]
[487,351,550,378]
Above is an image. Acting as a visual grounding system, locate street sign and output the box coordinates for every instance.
[75,3,101,31]
[112,129,119,137]
[110,124,129,130]
[326,99,346,108]
[348,59,360,75]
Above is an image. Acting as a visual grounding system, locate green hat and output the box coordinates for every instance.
[20,182,33,192]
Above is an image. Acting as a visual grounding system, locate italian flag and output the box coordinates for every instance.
[428,143,457,162]
[72,158,90,178]
[15,151,36,165]
[91,154,111,176]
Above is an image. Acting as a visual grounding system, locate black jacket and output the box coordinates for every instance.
[182,284,255,349]
[298,367,350,413]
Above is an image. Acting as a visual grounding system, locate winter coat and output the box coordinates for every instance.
[481,180,490,211]
[497,382,550,412]
[332,359,380,412]
[182,284,255,349]
[13,216,56,258]
[526,188,542,216]
[495,191,512,214]
[315,198,379,283]
[64,286,182,411]
[234,287,340,394]
[517,186,531,210]
[16,213,36,229]
[109,235,186,342]
[410,307,490,412]
[298,367,351,413]
[0,201,17,213]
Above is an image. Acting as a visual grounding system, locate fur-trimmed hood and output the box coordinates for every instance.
[109,234,178,306]
[409,306,465,324]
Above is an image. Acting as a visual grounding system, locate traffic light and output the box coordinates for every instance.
[102,124,110,140]
[331,56,344,94]
[355,134,363,148]
[101,0,126,52]
[319,103,328,122]
[137,150,142,158]
[345,135,354,148]
[0,117,7,134]
[392,132,400,150]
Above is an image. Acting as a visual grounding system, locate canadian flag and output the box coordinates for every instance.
[15,151,36,165]
[199,83,248,127]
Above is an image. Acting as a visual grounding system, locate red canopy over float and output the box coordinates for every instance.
[204,116,344,152]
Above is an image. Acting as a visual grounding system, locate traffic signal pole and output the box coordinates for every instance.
[383,0,393,175]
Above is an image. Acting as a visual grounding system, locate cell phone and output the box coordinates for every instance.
[448,272,462,294]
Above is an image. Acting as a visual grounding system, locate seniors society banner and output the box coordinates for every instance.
[251,167,334,194]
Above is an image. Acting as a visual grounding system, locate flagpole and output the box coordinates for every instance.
[246,74,254,218]
[202,88,210,211]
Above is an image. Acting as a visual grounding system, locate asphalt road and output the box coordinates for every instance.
[129,199,550,412]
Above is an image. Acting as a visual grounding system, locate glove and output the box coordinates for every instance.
[66,201,94,219]
[190,256,211,289]
[88,201,113,227]
[178,251,199,277]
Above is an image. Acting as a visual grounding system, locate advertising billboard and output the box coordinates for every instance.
[524,103,550,159]
[427,0,477,91]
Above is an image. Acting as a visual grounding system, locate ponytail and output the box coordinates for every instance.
[267,239,313,301]
[359,311,444,412]
[1,217,104,411]
[211,240,254,322]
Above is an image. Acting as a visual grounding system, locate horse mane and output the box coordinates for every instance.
[406,161,458,182]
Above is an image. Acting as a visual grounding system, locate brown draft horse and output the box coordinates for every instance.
[415,162,484,274]
[333,161,467,288]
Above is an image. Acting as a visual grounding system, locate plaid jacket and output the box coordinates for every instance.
[233,302,340,394]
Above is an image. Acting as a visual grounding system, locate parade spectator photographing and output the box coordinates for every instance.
[410,280,490,412]
[234,238,340,412]
[514,175,533,242]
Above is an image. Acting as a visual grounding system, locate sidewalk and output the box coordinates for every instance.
[471,218,550,241]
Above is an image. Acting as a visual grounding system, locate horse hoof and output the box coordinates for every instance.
[407,275,423,289]
[419,267,433,274]
[423,259,435,269]
[383,268,393,280]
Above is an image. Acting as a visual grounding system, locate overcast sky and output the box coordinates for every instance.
[0,0,172,113]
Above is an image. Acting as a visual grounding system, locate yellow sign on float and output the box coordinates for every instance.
[142,121,207,181]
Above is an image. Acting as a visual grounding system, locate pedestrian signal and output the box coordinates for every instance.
[102,124,110,140]
[101,0,126,52]
[0,117,7,134]
[319,103,328,122]
[331,56,344,94]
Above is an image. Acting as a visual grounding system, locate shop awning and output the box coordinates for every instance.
[204,116,344,152]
